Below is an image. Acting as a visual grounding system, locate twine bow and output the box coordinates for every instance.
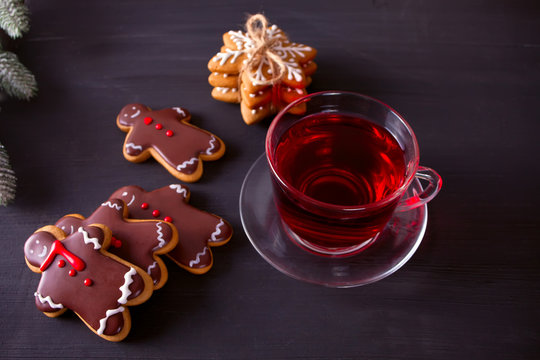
[241,14,286,86]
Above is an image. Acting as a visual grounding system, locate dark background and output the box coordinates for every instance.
[1,0,539,359]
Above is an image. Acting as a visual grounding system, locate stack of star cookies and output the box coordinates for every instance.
[208,23,317,125]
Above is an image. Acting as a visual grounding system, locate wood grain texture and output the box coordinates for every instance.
[0,0,538,358]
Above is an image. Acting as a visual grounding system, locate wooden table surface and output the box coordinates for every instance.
[1,1,538,359]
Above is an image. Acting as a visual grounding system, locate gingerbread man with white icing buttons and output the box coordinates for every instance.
[117,103,226,182]
[55,198,178,290]
[110,184,233,274]
[24,224,153,342]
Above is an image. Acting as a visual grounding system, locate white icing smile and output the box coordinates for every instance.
[38,245,48,258]
[130,109,141,118]
[127,194,135,206]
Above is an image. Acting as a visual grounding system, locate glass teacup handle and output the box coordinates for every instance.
[396,166,442,212]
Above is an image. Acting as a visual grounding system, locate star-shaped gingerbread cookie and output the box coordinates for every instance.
[24,224,153,341]
[109,184,232,274]
[55,198,178,290]
[208,20,317,125]
[117,103,225,182]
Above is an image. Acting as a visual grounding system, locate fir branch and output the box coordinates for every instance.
[0,49,37,100]
[0,142,16,206]
[0,0,29,39]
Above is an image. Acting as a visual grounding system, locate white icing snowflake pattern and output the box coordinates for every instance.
[213,48,244,66]
[214,25,313,68]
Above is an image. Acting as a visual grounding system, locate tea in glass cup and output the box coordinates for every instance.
[266,91,441,256]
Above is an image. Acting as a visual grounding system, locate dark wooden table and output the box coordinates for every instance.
[1,1,538,359]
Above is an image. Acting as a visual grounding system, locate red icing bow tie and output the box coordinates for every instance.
[39,240,85,272]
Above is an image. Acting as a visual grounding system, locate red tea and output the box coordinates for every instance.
[272,112,406,250]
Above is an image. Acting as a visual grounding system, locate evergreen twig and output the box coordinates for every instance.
[0,0,34,206]
[0,0,30,39]
[0,142,16,206]
[0,49,37,100]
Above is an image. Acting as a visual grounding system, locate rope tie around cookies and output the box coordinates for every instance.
[240,14,286,87]
[208,14,317,124]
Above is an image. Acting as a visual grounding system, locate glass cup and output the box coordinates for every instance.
[265,91,442,256]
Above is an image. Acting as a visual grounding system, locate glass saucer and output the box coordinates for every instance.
[239,154,428,288]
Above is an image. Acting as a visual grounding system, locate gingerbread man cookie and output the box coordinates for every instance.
[24,224,153,342]
[110,184,232,274]
[208,14,317,124]
[55,198,178,290]
[117,103,225,182]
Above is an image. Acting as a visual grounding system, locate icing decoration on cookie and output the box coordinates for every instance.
[154,222,167,249]
[116,104,226,182]
[211,219,226,241]
[207,14,317,125]
[109,184,233,275]
[172,107,185,116]
[55,198,178,290]
[118,267,137,304]
[169,184,188,197]
[102,201,123,211]
[125,143,143,152]
[24,225,153,341]
[112,237,122,248]
[189,247,209,267]
[147,261,158,275]
[79,227,102,250]
[35,292,63,309]
[39,239,85,272]
[97,307,125,336]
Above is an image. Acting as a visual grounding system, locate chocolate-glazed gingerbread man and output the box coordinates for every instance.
[117,103,225,182]
[24,224,153,342]
[110,184,233,274]
[55,198,178,290]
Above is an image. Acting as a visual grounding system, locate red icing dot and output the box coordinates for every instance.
[112,237,122,248]
[152,209,160,217]
[166,130,174,137]
[69,269,77,277]
[57,260,66,268]
[164,216,173,223]
[144,117,153,125]
[141,202,149,210]
[84,278,93,286]
[155,123,163,130]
